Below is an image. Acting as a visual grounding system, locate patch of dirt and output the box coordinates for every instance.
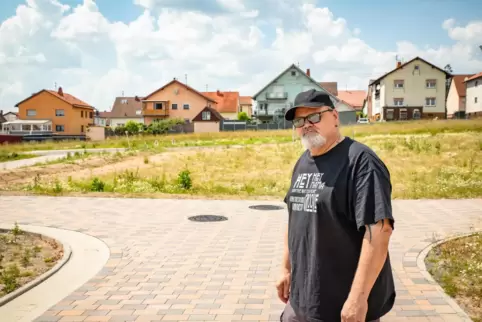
[0,224,63,297]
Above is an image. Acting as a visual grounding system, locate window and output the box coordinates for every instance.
[476,81,479,87]
[27,109,36,116]
[55,109,64,116]
[81,111,84,117]
[393,98,404,106]
[399,109,407,120]
[154,103,163,110]
[183,104,190,110]
[202,111,211,120]
[56,125,64,132]
[291,70,297,76]
[426,79,436,88]
[81,125,84,132]
[394,80,404,88]
[121,99,127,104]
[172,103,178,110]
[135,110,141,115]
[413,109,421,120]
[475,97,478,103]
[425,97,436,106]
[89,112,93,118]
[386,109,394,120]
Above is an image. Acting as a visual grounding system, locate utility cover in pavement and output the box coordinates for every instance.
[249,205,284,211]
[188,215,228,222]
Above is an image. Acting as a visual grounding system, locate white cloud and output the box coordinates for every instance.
[0,0,481,112]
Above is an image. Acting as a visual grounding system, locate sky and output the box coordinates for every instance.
[0,0,481,113]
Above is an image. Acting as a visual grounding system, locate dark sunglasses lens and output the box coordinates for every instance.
[293,118,304,128]
[307,113,321,123]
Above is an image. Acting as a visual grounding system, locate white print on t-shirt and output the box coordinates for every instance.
[289,172,326,213]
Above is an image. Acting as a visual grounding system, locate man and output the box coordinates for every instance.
[276,89,396,322]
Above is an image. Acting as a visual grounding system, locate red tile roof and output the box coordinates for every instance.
[464,72,482,83]
[239,96,252,105]
[319,82,338,96]
[336,90,366,110]
[452,74,473,97]
[202,91,239,113]
[46,89,93,108]
[15,88,94,109]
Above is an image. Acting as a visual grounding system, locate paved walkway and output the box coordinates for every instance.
[1,196,481,322]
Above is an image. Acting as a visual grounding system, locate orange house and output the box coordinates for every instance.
[15,87,94,135]
[141,79,217,125]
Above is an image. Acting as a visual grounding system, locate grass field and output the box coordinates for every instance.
[1,125,480,200]
[0,119,480,154]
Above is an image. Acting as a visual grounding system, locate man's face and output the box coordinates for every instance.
[293,106,338,150]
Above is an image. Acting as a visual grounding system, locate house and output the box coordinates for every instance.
[141,79,217,125]
[252,64,341,123]
[336,90,367,114]
[0,112,6,125]
[192,106,224,133]
[13,87,94,135]
[464,72,482,118]
[2,111,18,122]
[368,57,451,121]
[446,74,473,119]
[239,96,253,117]
[93,111,110,127]
[319,82,338,96]
[202,90,239,120]
[103,96,144,127]
[362,80,375,120]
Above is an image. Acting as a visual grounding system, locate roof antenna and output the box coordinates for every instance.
[185,74,187,85]
[54,82,57,90]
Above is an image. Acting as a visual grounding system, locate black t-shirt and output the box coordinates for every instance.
[283,137,396,322]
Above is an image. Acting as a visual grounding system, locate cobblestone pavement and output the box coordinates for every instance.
[1,196,481,322]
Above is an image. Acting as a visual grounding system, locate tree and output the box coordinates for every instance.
[237,111,250,121]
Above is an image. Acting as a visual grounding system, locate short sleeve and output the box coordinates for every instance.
[353,153,394,232]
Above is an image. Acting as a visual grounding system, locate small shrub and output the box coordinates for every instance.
[177,169,192,190]
[21,248,31,267]
[0,264,20,294]
[90,177,105,192]
[52,180,63,193]
[10,222,22,243]
[144,156,149,164]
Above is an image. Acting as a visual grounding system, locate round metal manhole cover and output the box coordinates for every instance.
[249,205,284,211]
[188,215,228,222]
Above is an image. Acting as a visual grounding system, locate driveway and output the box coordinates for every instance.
[0,196,481,322]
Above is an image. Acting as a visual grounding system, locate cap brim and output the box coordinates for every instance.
[284,102,333,121]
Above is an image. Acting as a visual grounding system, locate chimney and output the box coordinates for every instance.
[58,86,63,96]
[217,89,222,96]
[306,68,311,77]
[135,96,139,101]
[396,61,402,68]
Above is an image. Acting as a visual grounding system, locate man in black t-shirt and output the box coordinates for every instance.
[276,89,396,322]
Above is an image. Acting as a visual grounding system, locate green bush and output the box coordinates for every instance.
[177,169,192,190]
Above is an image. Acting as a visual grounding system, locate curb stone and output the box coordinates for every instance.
[0,227,72,307]
[415,229,482,322]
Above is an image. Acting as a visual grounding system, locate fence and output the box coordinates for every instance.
[220,120,293,131]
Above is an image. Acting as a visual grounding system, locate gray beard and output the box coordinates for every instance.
[301,132,327,150]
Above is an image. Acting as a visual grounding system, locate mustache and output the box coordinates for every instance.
[302,128,318,135]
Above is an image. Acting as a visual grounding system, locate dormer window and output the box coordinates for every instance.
[121,99,127,104]
[291,70,297,76]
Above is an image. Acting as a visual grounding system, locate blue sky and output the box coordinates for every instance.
[0,0,481,110]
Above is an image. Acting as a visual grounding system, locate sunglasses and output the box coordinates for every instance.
[292,110,333,128]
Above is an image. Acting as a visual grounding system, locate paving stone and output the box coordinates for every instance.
[2,197,481,322]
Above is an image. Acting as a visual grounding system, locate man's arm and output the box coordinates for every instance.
[282,224,291,273]
[347,218,393,301]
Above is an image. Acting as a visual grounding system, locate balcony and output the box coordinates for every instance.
[266,92,288,100]
[142,108,169,117]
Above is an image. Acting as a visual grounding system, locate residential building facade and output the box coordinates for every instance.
[102,96,144,127]
[239,96,253,117]
[464,72,482,118]
[252,64,339,123]
[369,57,451,121]
[14,87,94,135]
[446,74,473,119]
[141,79,217,126]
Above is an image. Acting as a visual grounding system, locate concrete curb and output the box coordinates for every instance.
[416,229,482,321]
[0,228,72,307]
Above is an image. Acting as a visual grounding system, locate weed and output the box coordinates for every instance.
[21,248,31,267]
[90,177,105,192]
[10,222,22,243]
[177,169,192,190]
[144,155,149,164]
[0,264,20,294]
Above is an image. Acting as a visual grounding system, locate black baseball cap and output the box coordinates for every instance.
[284,89,335,121]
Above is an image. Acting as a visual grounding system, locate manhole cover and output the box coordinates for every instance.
[188,215,228,222]
[249,205,284,211]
